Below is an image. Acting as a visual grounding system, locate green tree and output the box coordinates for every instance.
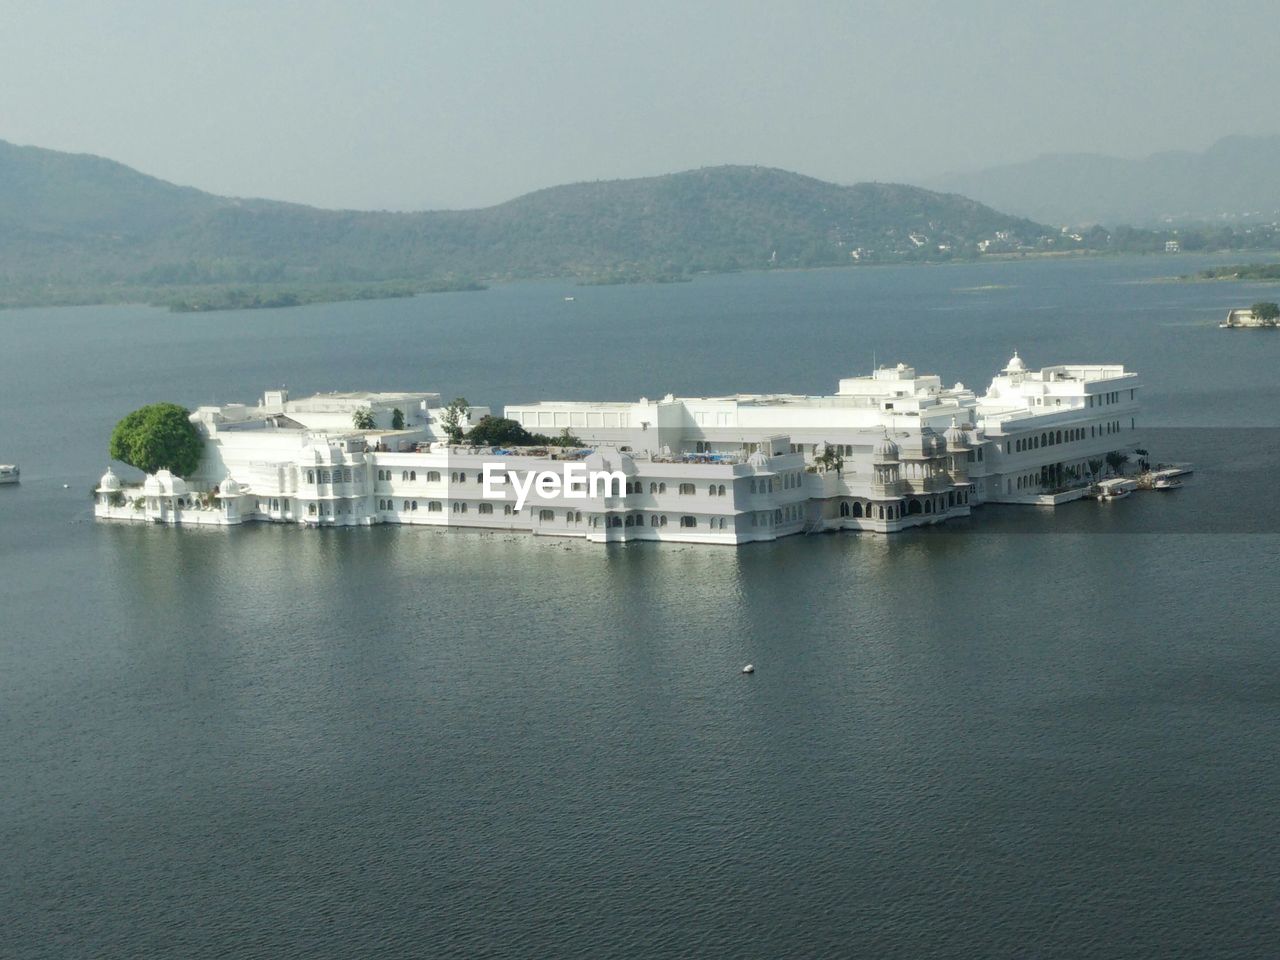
[441,397,469,443]
[1104,451,1130,476]
[108,403,203,477]
[352,407,376,430]
[1087,458,1104,479]
[1250,301,1279,323]
[815,443,844,473]
[552,427,583,447]
[467,415,534,446]
[391,407,405,430]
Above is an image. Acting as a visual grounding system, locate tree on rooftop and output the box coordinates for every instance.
[108,403,202,477]
[441,397,470,443]
[467,415,534,447]
[391,407,405,430]
[352,407,376,430]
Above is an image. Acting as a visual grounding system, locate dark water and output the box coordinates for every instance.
[2,256,1279,958]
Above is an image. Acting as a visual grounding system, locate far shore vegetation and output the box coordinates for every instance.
[0,278,487,313]
[1183,263,1280,282]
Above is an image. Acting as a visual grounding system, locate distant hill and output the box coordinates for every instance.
[0,140,1056,306]
[930,135,1280,226]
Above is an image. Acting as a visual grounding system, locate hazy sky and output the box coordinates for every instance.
[2,0,1275,210]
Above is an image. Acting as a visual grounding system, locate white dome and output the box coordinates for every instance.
[143,469,188,497]
[218,476,242,497]
[944,420,969,449]
[1004,351,1027,374]
[872,436,899,461]
[98,467,121,491]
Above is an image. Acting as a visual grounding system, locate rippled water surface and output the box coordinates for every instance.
[2,256,1279,958]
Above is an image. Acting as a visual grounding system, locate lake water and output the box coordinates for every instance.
[2,256,1279,958]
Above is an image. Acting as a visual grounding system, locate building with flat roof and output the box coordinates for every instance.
[94,353,1143,544]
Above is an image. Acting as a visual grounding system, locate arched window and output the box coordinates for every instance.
[307,503,317,515]
[650,482,657,493]
[503,504,513,515]
[660,515,668,526]
[659,483,666,493]
[478,502,493,514]
[428,471,441,482]
[708,484,717,495]
[718,485,726,496]
[410,470,416,481]
[411,500,418,511]
[624,515,634,526]
[679,483,695,495]
[429,501,441,512]
[852,502,863,517]
[307,470,315,484]
[541,509,555,522]
[839,501,850,517]
[680,515,697,528]
[609,515,622,527]
[651,515,660,526]
[403,500,411,511]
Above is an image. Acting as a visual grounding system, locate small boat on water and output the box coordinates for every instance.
[1095,477,1137,501]
[742,664,754,674]
[0,464,18,485]
[1153,478,1182,490]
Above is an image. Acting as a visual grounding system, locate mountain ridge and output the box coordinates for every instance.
[0,140,1056,304]
[929,134,1280,225]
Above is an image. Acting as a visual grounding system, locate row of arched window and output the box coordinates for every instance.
[590,514,727,529]
[1012,427,1088,453]
[305,501,353,516]
[306,468,353,484]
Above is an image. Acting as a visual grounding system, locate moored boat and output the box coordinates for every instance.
[0,464,19,485]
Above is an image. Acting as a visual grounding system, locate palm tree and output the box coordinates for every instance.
[1104,451,1129,476]
[1087,458,1104,480]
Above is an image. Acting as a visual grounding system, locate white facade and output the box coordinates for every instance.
[94,355,1143,544]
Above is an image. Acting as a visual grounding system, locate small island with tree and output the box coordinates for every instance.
[1220,301,1280,328]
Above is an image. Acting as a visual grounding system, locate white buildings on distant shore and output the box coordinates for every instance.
[94,353,1141,544]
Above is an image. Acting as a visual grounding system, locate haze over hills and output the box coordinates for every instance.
[0,139,1056,308]
[930,135,1280,226]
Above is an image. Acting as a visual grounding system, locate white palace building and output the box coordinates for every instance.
[94,354,1141,544]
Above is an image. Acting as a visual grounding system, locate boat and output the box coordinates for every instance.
[0,464,18,485]
[1153,478,1182,490]
[563,296,575,302]
[1095,477,1136,501]
[742,664,754,674]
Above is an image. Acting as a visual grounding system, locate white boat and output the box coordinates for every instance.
[563,296,575,302]
[742,664,754,674]
[1095,477,1136,500]
[0,464,18,485]
[1153,478,1182,490]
